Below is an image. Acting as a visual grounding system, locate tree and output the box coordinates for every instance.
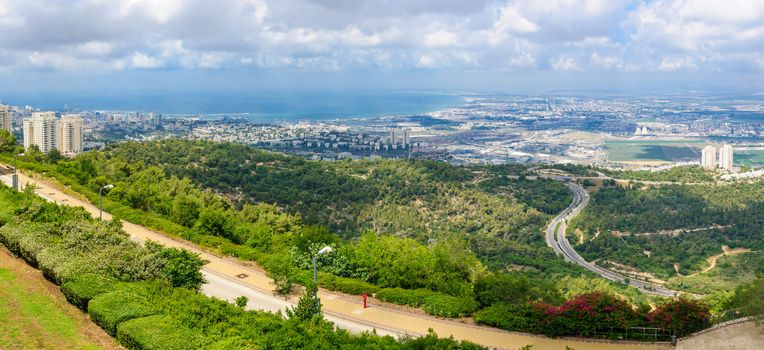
[194,207,233,238]
[266,253,296,295]
[0,130,16,153]
[287,282,322,321]
[732,277,764,320]
[172,193,202,227]
[146,241,208,290]
[46,148,64,164]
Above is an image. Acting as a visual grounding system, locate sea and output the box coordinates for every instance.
[0,90,466,122]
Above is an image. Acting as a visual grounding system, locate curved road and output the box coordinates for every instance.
[2,167,672,350]
[546,181,681,297]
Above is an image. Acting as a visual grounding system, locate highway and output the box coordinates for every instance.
[545,181,681,297]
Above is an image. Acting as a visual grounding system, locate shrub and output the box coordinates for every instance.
[473,302,546,334]
[318,273,379,296]
[648,298,710,337]
[61,273,119,310]
[88,289,157,335]
[422,294,478,318]
[376,288,476,318]
[117,315,207,350]
[375,288,434,307]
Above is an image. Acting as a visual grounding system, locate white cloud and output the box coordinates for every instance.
[130,52,162,68]
[417,54,438,68]
[550,55,580,71]
[424,30,457,48]
[0,0,762,76]
[198,52,227,69]
[657,56,697,71]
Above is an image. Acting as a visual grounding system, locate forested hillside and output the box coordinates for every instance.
[8,139,670,328]
[45,139,574,273]
[570,181,764,285]
[6,140,758,339]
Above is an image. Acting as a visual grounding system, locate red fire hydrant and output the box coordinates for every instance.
[362,293,368,309]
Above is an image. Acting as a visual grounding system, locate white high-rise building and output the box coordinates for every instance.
[718,144,734,171]
[0,104,11,133]
[389,128,411,146]
[23,112,59,153]
[701,145,717,169]
[58,114,83,156]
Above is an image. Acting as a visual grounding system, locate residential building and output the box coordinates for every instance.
[718,144,734,171]
[0,104,11,133]
[389,128,411,146]
[59,114,83,156]
[23,112,58,153]
[701,145,716,169]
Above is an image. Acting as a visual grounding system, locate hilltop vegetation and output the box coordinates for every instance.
[570,180,764,286]
[602,165,716,183]
[0,183,727,342]
[7,139,680,332]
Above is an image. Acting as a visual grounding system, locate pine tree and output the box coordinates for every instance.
[286,282,322,321]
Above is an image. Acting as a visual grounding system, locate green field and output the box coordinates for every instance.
[0,255,112,350]
[605,139,707,162]
[735,149,764,168]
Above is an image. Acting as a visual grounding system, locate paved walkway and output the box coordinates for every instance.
[2,168,672,350]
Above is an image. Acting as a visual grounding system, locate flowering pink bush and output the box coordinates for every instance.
[648,298,710,337]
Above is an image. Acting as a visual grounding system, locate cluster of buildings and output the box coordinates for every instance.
[22,112,83,156]
[702,144,734,171]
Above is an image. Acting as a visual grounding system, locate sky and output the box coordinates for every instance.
[1,0,764,94]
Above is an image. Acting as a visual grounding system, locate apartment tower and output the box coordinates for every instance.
[0,104,11,133]
[701,145,717,169]
[718,144,734,171]
[23,112,58,153]
[58,114,83,156]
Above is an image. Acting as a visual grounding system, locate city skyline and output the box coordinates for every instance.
[1,1,764,94]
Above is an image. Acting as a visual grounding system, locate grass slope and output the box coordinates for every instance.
[0,248,120,350]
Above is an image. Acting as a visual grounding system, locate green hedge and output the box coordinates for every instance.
[88,289,157,335]
[422,294,478,318]
[376,288,477,318]
[376,288,434,307]
[473,302,545,334]
[318,273,379,296]
[117,315,207,350]
[61,273,119,311]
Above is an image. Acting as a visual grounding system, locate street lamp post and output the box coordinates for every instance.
[99,184,114,220]
[12,153,24,191]
[313,246,334,284]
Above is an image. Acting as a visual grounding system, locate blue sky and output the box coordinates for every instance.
[1,0,763,94]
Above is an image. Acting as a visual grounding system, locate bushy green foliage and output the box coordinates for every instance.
[318,273,379,295]
[421,294,478,318]
[731,276,764,319]
[145,241,207,290]
[116,315,207,350]
[474,273,561,308]
[88,289,157,335]
[375,288,477,318]
[61,273,119,310]
[473,302,546,334]
[647,298,710,336]
[572,182,764,279]
[287,282,323,321]
[603,165,715,183]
